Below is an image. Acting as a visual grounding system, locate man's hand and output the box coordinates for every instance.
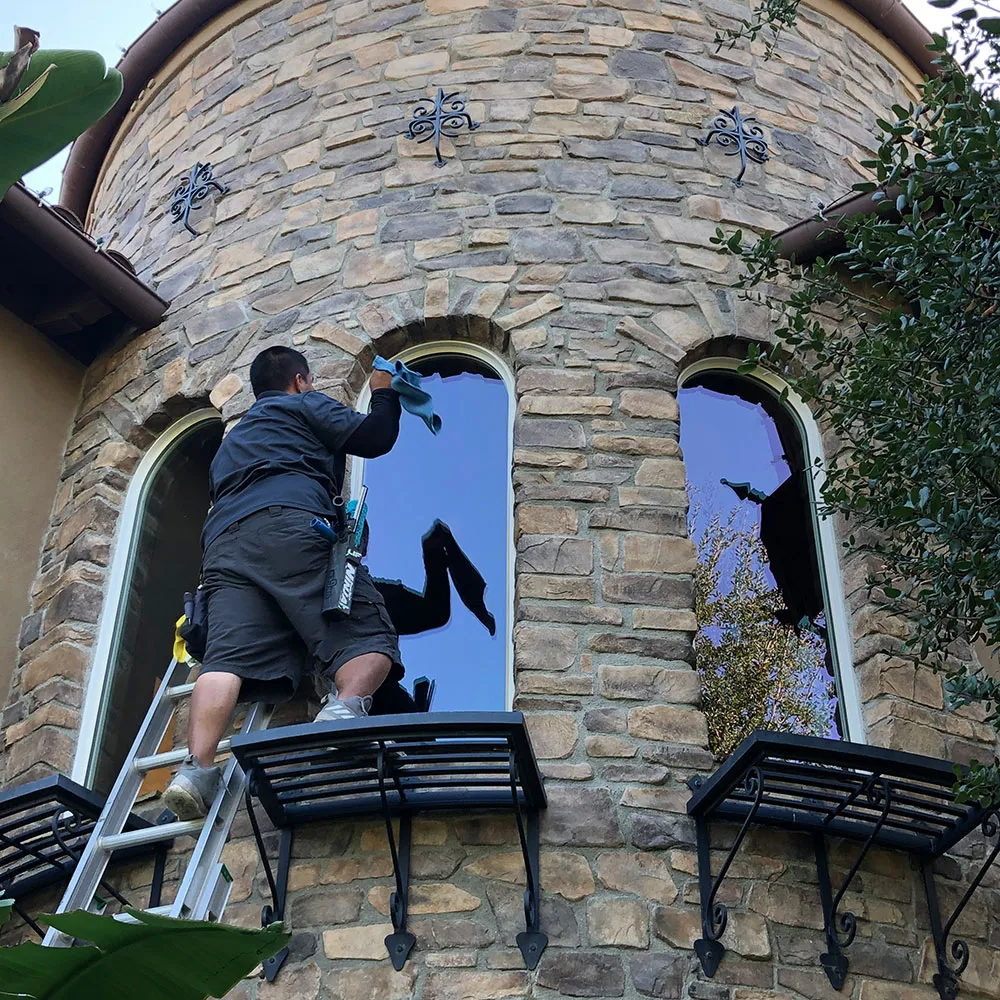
[370,369,393,391]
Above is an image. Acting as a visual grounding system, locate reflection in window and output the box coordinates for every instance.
[679,372,844,757]
[362,353,510,712]
[91,419,223,794]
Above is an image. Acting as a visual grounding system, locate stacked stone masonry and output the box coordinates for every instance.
[2,0,998,996]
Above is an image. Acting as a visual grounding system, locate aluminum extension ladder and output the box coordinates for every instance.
[42,657,270,947]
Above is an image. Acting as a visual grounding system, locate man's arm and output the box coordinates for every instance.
[300,370,400,457]
[343,385,401,458]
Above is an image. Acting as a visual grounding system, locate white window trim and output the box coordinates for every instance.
[679,357,867,743]
[351,341,516,711]
[72,408,222,786]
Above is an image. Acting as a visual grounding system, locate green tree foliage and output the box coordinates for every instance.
[691,500,836,757]
[715,8,1000,801]
[713,0,803,58]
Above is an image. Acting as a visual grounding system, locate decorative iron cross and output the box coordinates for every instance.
[169,162,229,237]
[696,107,770,187]
[404,89,480,166]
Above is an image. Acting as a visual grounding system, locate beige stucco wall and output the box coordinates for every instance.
[0,307,82,713]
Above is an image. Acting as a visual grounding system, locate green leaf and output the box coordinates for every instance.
[0,64,54,124]
[978,16,1000,33]
[0,909,289,1000]
[0,48,123,198]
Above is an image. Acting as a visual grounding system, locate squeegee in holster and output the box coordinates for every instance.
[311,485,368,617]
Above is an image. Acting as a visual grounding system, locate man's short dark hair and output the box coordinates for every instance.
[249,346,310,396]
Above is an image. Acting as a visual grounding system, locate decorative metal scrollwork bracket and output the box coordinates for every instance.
[693,767,766,977]
[404,88,480,166]
[696,106,770,187]
[509,748,547,970]
[244,770,292,983]
[169,162,228,237]
[814,775,893,990]
[922,809,1000,1000]
[377,746,416,971]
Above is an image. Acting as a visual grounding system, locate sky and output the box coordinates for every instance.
[15,0,954,201]
[679,385,790,596]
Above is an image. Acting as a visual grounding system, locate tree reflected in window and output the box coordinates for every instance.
[362,353,511,712]
[679,372,844,757]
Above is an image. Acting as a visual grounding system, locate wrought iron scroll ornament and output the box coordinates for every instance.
[697,106,770,187]
[405,88,480,166]
[816,775,893,989]
[694,766,766,978]
[688,732,1000,1000]
[924,808,1000,1000]
[169,162,228,237]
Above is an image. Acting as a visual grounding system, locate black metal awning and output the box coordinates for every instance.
[0,774,168,937]
[686,731,998,1000]
[230,712,547,977]
[687,731,981,857]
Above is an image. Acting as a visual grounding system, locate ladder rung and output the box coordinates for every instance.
[134,737,232,773]
[101,819,205,851]
[165,683,196,700]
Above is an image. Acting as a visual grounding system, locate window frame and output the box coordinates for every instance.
[72,408,222,787]
[679,357,866,743]
[350,341,516,711]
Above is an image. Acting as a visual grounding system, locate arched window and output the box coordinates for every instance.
[354,343,514,712]
[76,412,223,793]
[678,360,862,755]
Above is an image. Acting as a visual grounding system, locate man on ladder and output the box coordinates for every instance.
[164,346,404,821]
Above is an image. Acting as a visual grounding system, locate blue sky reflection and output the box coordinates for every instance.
[362,369,509,712]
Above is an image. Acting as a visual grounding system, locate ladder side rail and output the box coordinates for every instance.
[42,658,191,947]
[172,701,272,922]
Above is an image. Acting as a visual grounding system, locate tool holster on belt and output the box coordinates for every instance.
[312,485,368,618]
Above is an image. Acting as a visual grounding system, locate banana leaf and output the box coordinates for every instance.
[0,48,123,198]
[0,909,288,1000]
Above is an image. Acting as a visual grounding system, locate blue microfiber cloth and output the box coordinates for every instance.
[373,355,442,435]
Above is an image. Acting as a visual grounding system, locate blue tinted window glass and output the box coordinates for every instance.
[680,380,841,752]
[362,362,509,711]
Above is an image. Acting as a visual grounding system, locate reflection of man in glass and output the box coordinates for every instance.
[370,519,496,714]
[164,346,403,821]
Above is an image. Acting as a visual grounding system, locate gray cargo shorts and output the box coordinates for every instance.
[199,505,402,703]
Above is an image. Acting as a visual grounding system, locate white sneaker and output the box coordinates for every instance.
[313,694,372,723]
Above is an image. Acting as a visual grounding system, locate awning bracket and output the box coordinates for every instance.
[377,745,415,970]
[693,766,765,977]
[816,774,892,989]
[923,807,1000,1000]
[245,769,292,983]
[509,748,546,970]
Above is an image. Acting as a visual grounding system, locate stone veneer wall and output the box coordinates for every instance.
[2,0,998,996]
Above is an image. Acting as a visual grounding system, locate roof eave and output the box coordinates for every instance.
[0,183,168,342]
